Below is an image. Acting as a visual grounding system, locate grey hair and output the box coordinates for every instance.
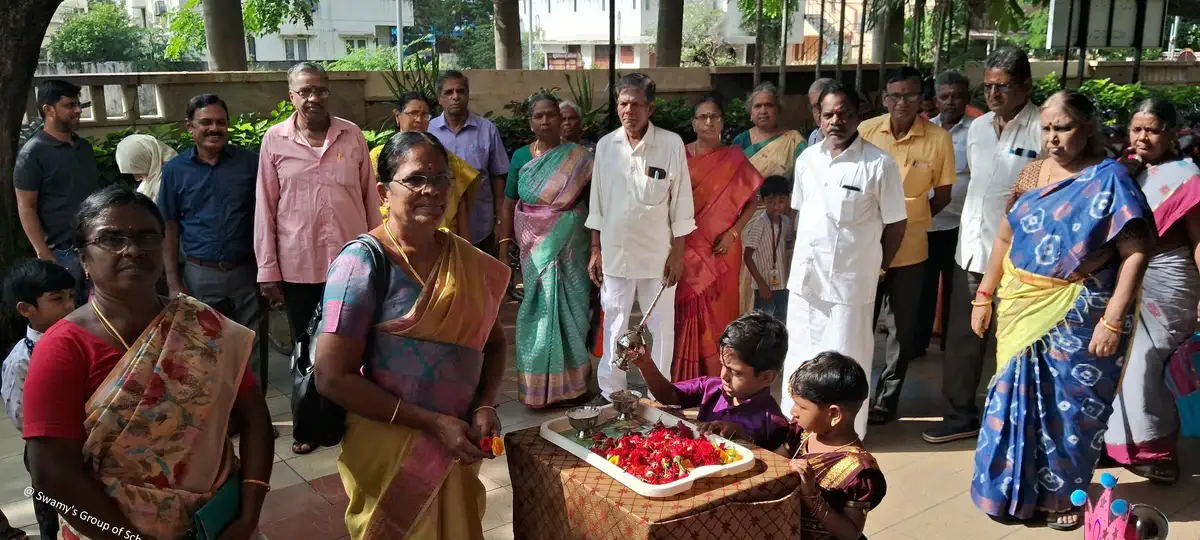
[1134,97,1179,130]
[559,100,583,116]
[1043,90,1106,159]
[934,71,970,91]
[808,77,835,96]
[747,81,782,112]
[984,47,1032,83]
[287,62,329,87]
[616,73,656,103]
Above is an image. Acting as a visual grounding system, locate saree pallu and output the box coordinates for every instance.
[672,147,764,381]
[972,159,1150,520]
[334,233,510,540]
[733,130,807,180]
[1105,159,1200,464]
[512,143,593,407]
[370,145,481,235]
[64,296,253,540]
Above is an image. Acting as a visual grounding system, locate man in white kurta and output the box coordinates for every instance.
[586,73,696,400]
[782,85,907,439]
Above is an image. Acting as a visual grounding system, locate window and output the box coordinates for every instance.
[135,7,147,27]
[285,37,309,61]
[620,45,634,64]
[594,44,611,68]
[567,44,581,54]
[344,38,369,53]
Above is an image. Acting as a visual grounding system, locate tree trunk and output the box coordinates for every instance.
[655,0,684,67]
[494,0,522,69]
[0,0,63,344]
[753,0,764,83]
[871,2,905,66]
[202,0,248,71]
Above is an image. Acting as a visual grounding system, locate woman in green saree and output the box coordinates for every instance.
[498,94,594,408]
[731,82,808,181]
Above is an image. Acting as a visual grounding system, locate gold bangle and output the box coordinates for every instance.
[1100,316,1122,333]
[389,399,402,425]
[243,479,271,491]
[970,300,992,307]
[498,238,513,245]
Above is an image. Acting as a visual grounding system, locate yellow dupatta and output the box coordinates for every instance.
[66,295,253,540]
[994,254,1083,370]
[370,145,482,235]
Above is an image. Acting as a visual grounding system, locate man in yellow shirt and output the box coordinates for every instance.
[858,66,956,425]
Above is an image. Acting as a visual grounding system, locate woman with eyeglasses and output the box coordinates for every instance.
[673,96,764,381]
[497,93,595,408]
[369,92,481,238]
[1103,97,1200,485]
[22,185,274,540]
[968,91,1152,531]
[315,132,510,539]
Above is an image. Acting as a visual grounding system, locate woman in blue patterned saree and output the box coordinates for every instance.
[968,91,1153,531]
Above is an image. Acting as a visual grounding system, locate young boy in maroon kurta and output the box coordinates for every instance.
[629,311,790,450]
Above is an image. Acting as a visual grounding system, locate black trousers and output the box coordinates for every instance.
[914,228,960,353]
[281,281,325,444]
[26,446,60,538]
[939,266,996,427]
[870,262,925,415]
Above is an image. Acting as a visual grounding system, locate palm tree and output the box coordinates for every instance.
[657,0,685,66]
[494,0,522,69]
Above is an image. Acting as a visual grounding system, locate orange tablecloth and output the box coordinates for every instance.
[505,427,801,540]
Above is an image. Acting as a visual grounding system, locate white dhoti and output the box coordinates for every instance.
[597,275,677,399]
[781,291,876,439]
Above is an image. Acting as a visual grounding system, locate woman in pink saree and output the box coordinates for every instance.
[673,97,764,381]
[22,185,274,540]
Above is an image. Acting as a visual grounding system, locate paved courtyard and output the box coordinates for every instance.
[1,299,1198,539]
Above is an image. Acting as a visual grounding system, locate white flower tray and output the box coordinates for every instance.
[538,402,757,498]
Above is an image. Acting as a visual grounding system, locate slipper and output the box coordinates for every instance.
[292,441,317,455]
[867,406,893,425]
[1046,510,1083,531]
[1125,456,1180,486]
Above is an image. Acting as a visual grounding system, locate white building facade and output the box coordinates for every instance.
[126,0,412,63]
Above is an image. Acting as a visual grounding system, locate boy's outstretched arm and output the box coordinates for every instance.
[629,349,680,406]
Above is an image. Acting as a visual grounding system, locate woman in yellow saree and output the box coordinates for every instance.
[23,185,274,540]
[315,132,511,540]
[370,92,481,237]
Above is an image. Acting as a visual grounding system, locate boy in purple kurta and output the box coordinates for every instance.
[630,311,790,450]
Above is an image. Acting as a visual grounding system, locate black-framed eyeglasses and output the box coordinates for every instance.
[292,87,331,99]
[884,92,922,103]
[401,110,432,121]
[88,232,164,253]
[694,113,723,124]
[982,84,1013,94]
[396,174,452,192]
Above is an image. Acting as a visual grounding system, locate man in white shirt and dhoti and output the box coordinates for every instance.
[781,82,907,439]
[586,73,696,400]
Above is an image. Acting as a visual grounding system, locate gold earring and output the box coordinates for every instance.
[379,203,389,222]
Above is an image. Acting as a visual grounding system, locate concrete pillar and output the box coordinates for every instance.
[88,85,108,122]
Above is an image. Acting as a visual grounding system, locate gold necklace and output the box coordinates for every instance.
[91,301,131,350]
[382,223,424,286]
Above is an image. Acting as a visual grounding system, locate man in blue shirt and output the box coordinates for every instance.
[159,94,260,344]
[428,70,510,255]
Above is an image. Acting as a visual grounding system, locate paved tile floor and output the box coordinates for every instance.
[2,301,1198,539]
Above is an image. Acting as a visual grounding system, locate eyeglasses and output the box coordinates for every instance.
[694,114,723,124]
[884,92,922,103]
[292,87,330,99]
[396,174,452,192]
[982,84,1013,94]
[88,232,164,253]
[401,110,432,121]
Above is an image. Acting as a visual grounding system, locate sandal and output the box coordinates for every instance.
[1046,510,1083,532]
[1125,456,1180,486]
[867,406,893,425]
[292,441,317,455]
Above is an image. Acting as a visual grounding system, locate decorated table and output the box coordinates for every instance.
[505,402,802,540]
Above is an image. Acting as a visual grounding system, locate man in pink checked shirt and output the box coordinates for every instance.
[254,62,381,455]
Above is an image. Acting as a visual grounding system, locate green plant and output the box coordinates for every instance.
[226,101,295,150]
[456,23,496,70]
[382,36,442,111]
[363,128,397,148]
[165,0,317,60]
[46,1,149,63]
[1031,73,1061,105]
[563,72,607,142]
[326,46,400,71]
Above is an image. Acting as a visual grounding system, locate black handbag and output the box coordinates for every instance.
[290,234,391,447]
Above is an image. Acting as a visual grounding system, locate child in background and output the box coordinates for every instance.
[743,176,793,319]
[1,259,76,540]
[629,311,790,450]
[784,352,887,540]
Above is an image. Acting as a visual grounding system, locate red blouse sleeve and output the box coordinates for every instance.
[22,322,93,440]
